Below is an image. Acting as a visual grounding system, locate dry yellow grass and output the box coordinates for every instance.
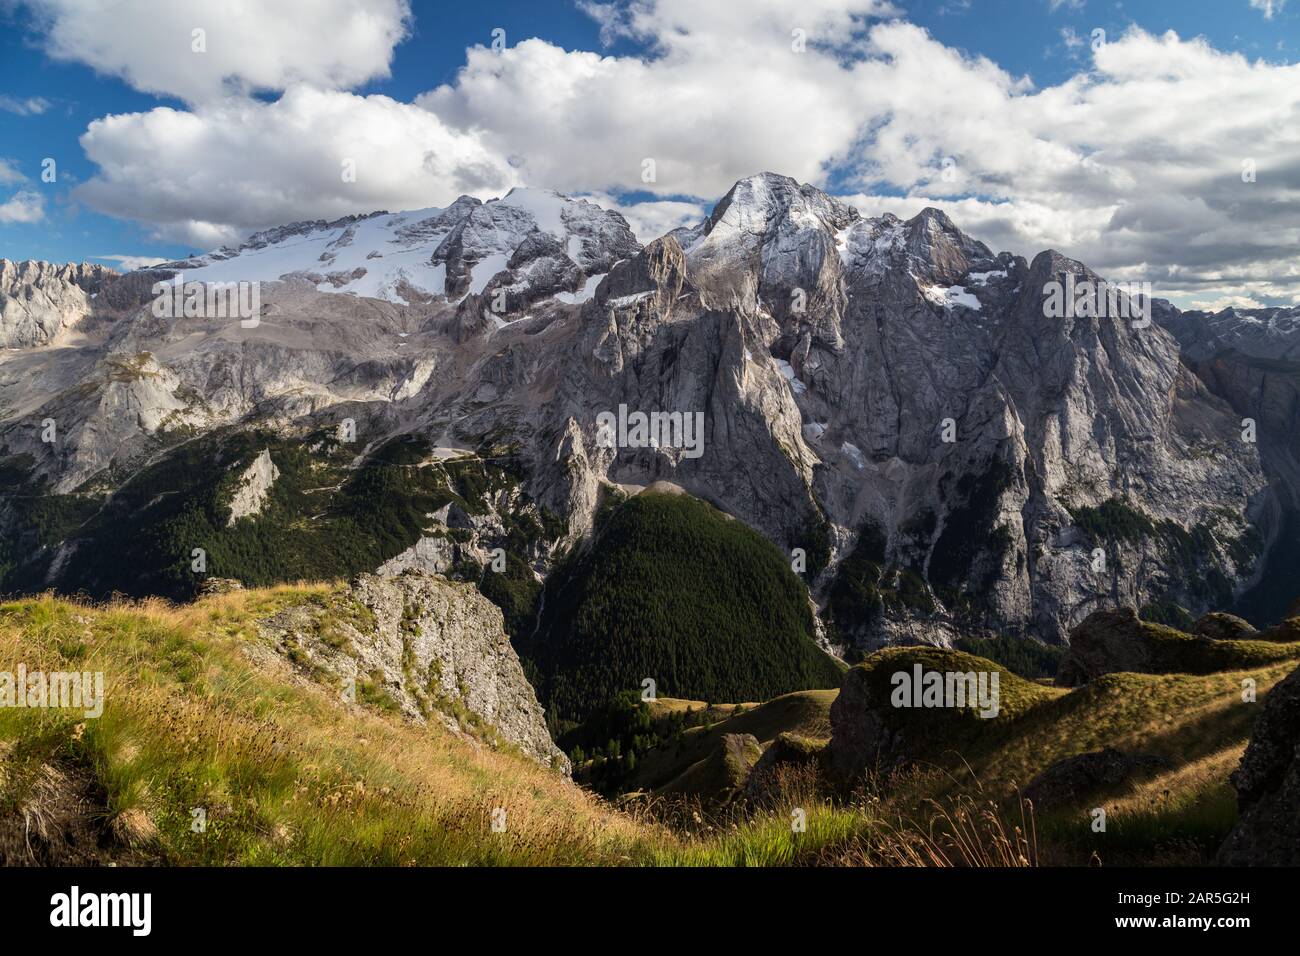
[1,585,1290,867]
[0,587,662,865]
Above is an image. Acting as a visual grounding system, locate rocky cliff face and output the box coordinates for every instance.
[1161,307,1300,469]
[519,174,1269,646]
[0,173,1287,650]
[1158,304,1300,624]
[259,571,569,773]
[1217,659,1300,865]
[0,259,118,348]
[226,448,280,525]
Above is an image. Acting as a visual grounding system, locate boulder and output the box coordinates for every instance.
[742,732,827,806]
[1192,612,1257,642]
[661,732,762,802]
[199,577,245,596]
[1217,662,1300,865]
[1056,608,1153,687]
[720,733,764,789]
[827,661,907,782]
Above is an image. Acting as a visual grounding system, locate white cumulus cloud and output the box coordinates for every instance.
[24,0,412,104]
[21,0,1300,307]
[76,87,517,247]
[0,190,46,224]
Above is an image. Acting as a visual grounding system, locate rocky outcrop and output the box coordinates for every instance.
[719,733,764,791]
[741,732,828,806]
[226,449,279,525]
[0,259,117,348]
[1193,612,1257,642]
[1022,747,1170,811]
[1056,607,1300,686]
[199,577,245,596]
[828,646,1045,784]
[1057,609,1164,686]
[662,732,762,802]
[1217,662,1300,865]
[828,662,906,782]
[828,648,978,781]
[259,571,569,774]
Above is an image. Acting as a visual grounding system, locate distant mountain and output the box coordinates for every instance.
[1158,304,1300,625]
[154,187,639,308]
[0,172,1293,655]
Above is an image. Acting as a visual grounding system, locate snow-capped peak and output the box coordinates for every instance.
[152,188,640,308]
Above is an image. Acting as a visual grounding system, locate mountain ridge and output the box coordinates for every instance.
[1,172,1293,651]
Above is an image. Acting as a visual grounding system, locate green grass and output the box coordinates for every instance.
[0,590,655,866]
[626,689,836,794]
[4,587,1297,867]
[1141,625,1300,672]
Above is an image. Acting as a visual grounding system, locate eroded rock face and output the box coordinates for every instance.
[0,259,117,348]
[827,663,907,781]
[0,173,1287,653]
[1217,661,1300,865]
[259,571,569,774]
[226,449,279,525]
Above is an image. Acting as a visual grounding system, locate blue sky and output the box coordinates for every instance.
[1,0,1297,308]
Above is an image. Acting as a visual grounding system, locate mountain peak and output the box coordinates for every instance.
[906,206,956,229]
[143,187,638,307]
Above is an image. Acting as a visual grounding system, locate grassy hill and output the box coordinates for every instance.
[522,491,844,726]
[0,588,649,865]
[627,690,835,794]
[3,586,1299,867]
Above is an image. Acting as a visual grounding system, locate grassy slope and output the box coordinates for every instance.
[813,645,1300,864]
[0,588,651,865]
[627,638,1300,864]
[629,690,836,793]
[4,588,1298,866]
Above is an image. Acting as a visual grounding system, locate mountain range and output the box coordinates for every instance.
[2,171,1297,656]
